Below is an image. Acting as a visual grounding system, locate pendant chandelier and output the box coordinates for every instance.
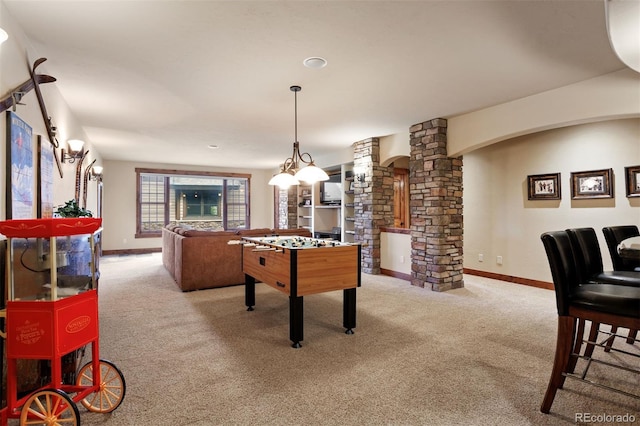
[268,85,329,189]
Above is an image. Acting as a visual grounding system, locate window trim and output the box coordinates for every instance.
[135,168,251,238]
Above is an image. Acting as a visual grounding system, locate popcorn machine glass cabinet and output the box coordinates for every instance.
[6,231,99,302]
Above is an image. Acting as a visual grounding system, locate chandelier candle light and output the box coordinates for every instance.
[268,85,329,189]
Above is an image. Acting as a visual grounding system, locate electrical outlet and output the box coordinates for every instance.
[400,255,405,264]
[497,255,503,265]
[478,253,484,262]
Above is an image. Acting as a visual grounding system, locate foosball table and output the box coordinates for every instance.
[238,236,361,348]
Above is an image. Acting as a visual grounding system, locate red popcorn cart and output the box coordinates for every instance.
[0,218,125,425]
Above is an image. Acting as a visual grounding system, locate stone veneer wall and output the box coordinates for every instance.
[276,188,287,229]
[287,187,297,228]
[275,187,299,229]
[409,118,464,291]
[353,138,394,274]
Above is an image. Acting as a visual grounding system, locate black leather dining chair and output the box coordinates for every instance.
[602,225,640,272]
[566,227,639,349]
[539,231,640,414]
[567,227,640,285]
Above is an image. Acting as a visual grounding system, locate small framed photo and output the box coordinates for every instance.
[527,173,561,200]
[571,168,613,200]
[625,165,640,198]
[349,181,355,191]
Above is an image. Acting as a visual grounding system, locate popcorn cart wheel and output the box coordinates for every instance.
[19,389,80,424]
[76,359,126,413]
[0,219,126,426]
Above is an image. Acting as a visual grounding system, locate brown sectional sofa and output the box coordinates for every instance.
[162,225,312,291]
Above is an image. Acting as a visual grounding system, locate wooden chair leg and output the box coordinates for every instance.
[627,329,638,344]
[604,326,618,353]
[565,318,585,375]
[583,321,600,359]
[541,316,576,414]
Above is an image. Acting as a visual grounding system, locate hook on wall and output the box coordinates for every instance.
[11,92,25,111]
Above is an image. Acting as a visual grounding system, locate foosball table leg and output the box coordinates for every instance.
[245,274,255,311]
[343,288,356,334]
[290,295,304,348]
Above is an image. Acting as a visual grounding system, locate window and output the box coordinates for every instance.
[136,168,250,237]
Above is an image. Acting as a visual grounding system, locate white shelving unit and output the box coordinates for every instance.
[297,184,313,231]
[287,163,356,241]
[313,169,341,239]
[342,163,355,243]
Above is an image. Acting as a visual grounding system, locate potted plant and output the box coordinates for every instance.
[54,199,93,218]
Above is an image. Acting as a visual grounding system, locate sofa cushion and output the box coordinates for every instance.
[236,228,273,236]
[181,230,237,237]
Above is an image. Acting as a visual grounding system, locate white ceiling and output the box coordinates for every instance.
[4,0,626,170]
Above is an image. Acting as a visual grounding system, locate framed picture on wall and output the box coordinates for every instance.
[625,165,640,198]
[527,173,561,200]
[37,135,55,218]
[5,111,34,219]
[570,168,614,199]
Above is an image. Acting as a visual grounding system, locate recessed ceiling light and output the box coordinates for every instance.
[303,57,327,69]
[208,144,219,149]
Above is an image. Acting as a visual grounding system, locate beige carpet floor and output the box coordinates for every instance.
[34,253,638,426]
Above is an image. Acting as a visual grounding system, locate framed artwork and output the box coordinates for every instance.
[37,135,55,218]
[5,111,34,219]
[570,168,614,200]
[625,165,640,198]
[527,173,561,200]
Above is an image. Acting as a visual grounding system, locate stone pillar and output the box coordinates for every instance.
[353,138,394,274]
[287,187,297,228]
[409,118,463,291]
[275,187,298,229]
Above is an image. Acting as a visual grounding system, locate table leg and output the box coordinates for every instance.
[290,295,303,348]
[245,274,255,311]
[343,288,356,334]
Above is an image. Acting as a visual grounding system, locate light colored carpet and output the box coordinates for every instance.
[58,253,638,425]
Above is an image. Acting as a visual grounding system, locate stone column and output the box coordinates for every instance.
[275,187,298,229]
[287,187,297,228]
[353,138,394,274]
[409,118,463,291]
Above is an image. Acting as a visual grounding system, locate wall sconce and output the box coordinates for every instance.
[356,173,366,182]
[61,139,85,163]
[90,165,103,181]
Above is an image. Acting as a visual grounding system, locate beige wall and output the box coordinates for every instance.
[0,2,102,219]
[447,68,640,156]
[101,160,274,251]
[381,232,411,275]
[375,118,640,283]
[463,118,640,283]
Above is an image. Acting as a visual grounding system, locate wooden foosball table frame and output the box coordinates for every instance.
[241,236,361,348]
